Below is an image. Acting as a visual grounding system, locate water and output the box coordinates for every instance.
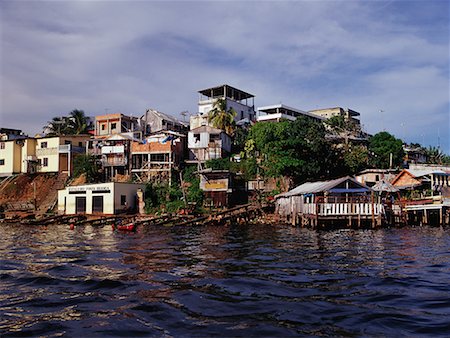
[1,223,450,337]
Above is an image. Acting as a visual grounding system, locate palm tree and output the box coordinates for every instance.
[67,109,91,135]
[208,98,237,136]
[426,146,444,164]
[44,116,71,136]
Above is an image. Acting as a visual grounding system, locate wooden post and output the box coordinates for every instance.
[371,191,375,228]
[439,207,443,227]
[424,209,428,225]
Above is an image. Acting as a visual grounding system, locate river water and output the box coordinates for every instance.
[1,223,449,337]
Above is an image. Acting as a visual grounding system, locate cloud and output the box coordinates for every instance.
[0,0,448,152]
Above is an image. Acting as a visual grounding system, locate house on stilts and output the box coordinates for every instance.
[275,176,384,228]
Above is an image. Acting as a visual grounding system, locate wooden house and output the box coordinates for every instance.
[187,126,231,163]
[199,169,246,208]
[275,176,383,228]
[391,169,450,196]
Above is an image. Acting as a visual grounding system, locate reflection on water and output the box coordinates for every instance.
[1,224,450,336]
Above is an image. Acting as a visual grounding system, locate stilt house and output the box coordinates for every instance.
[275,176,383,227]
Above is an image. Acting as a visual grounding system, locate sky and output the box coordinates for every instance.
[1,0,449,153]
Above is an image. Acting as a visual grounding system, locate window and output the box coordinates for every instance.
[0,142,5,150]
[0,159,4,165]
[375,175,380,181]
[101,124,106,131]
[41,142,47,148]
[65,140,72,145]
[120,195,127,206]
[78,142,83,147]
[194,134,200,142]
[111,123,117,130]
[43,158,48,167]
[210,134,220,142]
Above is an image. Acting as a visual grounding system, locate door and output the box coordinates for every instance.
[75,196,86,214]
[92,196,104,214]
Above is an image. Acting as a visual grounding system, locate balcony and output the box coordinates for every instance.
[101,156,127,166]
[58,144,85,153]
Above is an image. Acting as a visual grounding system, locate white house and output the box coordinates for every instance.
[190,84,256,130]
[187,126,231,163]
[58,182,145,215]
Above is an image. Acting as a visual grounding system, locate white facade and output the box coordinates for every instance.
[257,104,324,123]
[58,182,145,215]
[187,126,231,162]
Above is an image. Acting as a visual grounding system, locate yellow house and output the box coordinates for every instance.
[35,135,90,176]
[0,139,24,177]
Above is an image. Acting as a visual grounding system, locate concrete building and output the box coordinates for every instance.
[58,182,145,215]
[190,84,256,130]
[140,109,188,136]
[257,104,324,123]
[0,139,24,176]
[95,113,141,140]
[0,128,25,141]
[355,169,399,187]
[131,131,185,184]
[187,126,231,163]
[34,135,89,176]
[308,107,361,126]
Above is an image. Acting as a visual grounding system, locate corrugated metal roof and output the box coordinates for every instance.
[276,176,368,198]
[407,169,447,177]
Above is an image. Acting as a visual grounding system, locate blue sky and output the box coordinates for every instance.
[1,0,449,153]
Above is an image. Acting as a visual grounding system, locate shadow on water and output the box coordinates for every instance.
[1,223,450,337]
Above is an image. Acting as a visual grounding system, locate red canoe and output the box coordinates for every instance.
[115,223,135,231]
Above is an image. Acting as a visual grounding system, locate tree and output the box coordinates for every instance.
[44,109,90,136]
[246,117,331,184]
[44,116,71,136]
[73,154,100,183]
[208,98,237,136]
[67,109,91,135]
[368,132,404,169]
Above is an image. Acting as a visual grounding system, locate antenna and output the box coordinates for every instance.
[380,109,385,131]
[180,111,188,122]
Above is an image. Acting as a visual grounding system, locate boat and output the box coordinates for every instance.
[113,219,136,231]
[117,223,135,231]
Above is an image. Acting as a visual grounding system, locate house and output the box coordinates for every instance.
[190,84,256,129]
[0,139,24,176]
[94,113,141,139]
[355,169,399,187]
[391,169,450,196]
[34,135,89,176]
[275,176,383,227]
[0,128,25,140]
[88,134,138,181]
[199,169,246,208]
[309,107,362,126]
[131,131,185,184]
[257,104,324,123]
[187,126,231,163]
[58,182,145,215]
[403,145,428,165]
[140,109,188,136]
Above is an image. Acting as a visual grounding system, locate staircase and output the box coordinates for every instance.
[37,172,69,215]
[0,175,17,194]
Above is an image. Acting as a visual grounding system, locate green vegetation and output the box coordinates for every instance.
[143,166,204,214]
[245,117,331,184]
[208,98,237,136]
[73,154,100,183]
[45,109,92,136]
[368,131,404,169]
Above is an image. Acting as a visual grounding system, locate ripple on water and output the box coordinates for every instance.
[0,224,450,337]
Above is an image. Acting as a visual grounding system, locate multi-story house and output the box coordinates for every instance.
[190,84,256,129]
[130,131,185,184]
[140,109,188,136]
[94,113,141,139]
[257,104,324,123]
[0,139,24,177]
[34,135,90,176]
[308,107,362,126]
[187,126,231,163]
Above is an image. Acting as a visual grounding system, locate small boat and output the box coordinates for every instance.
[117,223,135,231]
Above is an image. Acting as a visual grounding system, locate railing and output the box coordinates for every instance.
[302,203,384,216]
[58,145,85,153]
[101,157,127,166]
[36,147,58,156]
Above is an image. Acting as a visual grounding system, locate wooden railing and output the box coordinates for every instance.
[301,203,384,216]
